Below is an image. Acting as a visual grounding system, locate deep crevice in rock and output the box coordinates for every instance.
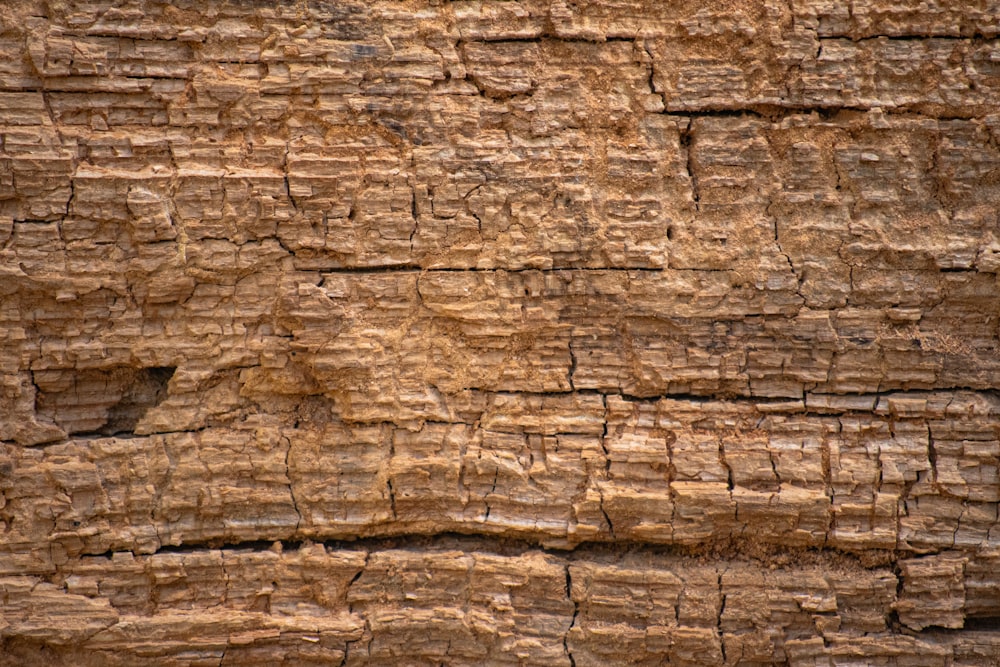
[34,366,175,437]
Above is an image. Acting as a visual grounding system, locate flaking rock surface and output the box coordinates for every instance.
[2,0,1000,665]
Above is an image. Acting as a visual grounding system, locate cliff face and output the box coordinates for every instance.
[3,0,1000,664]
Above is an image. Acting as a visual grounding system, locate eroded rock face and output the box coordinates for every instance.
[2,0,1000,664]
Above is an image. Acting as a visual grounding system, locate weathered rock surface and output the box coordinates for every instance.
[2,0,1000,664]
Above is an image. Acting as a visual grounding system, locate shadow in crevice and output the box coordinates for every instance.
[34,366,176,437]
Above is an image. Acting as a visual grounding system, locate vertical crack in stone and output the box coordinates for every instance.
[564,564,578,667]
[567,341,577,391]
[679,120,700,212]
[717,570,728,664]
[283,435,301,532]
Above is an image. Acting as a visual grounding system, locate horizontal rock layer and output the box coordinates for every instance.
[4,539,1000,666]
[3,0,1000,664]
[2,391,999,561]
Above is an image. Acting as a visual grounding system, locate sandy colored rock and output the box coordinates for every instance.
[2,0,1000,664]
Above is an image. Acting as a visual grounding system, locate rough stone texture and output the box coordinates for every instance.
[2,0,1000,664]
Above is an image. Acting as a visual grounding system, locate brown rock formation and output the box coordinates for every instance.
[2,0,1000,664]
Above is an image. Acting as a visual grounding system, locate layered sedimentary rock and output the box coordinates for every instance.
[3,0,1000,664]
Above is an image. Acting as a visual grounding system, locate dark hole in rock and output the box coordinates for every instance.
[102,366,175,435]
[34,366,175,437]
[963,617,1000,631]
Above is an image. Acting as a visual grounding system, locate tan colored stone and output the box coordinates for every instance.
[4,0,1000,662]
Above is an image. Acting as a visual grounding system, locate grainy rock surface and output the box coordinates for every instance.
[2,0,1000,664]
